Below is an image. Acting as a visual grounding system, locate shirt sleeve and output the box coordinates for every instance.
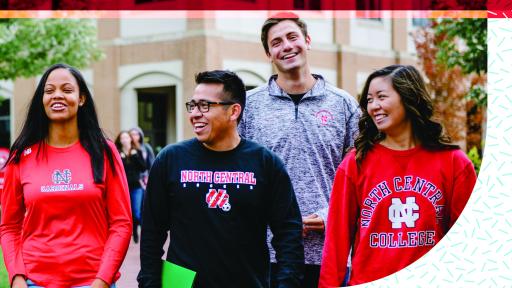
[448,150,477,228]
[315,207,329,228]
[267,155,304,288]
[0,162,27,284]
[145,144,155,168]
[95,144,133,284]
[319,161,359,288]
[137,153,171,288]
[343,97,361,156]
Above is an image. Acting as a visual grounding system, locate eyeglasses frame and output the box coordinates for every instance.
[185,100,236,113]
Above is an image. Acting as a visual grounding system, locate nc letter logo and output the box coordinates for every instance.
[388,197,419,229]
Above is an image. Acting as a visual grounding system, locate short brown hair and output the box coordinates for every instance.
[260,12,308,55]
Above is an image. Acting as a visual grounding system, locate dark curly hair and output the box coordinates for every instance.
[355,64,458,166]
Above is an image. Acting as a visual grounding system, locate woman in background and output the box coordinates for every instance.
[319,65,477,287]
[129,127,155,172]
[129,127,154,192]
[1,63,132,288]
[116,130,146,243]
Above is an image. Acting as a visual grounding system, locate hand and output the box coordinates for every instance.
[12,275,27,288]
[302,214,325,236]
[91,278,109,288]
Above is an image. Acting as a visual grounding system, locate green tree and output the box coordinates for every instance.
[412,18,486,171]
[0,19,103,80]
[434,18,487,106]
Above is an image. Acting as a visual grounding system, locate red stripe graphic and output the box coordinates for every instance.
[206,189,229,209]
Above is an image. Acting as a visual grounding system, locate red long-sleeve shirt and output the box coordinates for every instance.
[320,144,477,287]
[0,141,132,287]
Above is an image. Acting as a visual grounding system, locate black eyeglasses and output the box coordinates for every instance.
[185,100,235,113]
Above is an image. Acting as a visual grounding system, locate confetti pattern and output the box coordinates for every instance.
[354,18,511,288]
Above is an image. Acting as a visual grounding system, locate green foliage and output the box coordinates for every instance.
[467,85,487,107]
[435,18,487,75]
[0,248,8,288]
[0,19,103,80]
[434,18,487,107]
[467,146,482,174]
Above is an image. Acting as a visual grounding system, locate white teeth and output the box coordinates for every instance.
[51,103,65,109]
[194,123,206,128]
[375,114,387,121]
[283,53,296,59]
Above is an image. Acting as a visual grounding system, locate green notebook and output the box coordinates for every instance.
[162,260,196,288]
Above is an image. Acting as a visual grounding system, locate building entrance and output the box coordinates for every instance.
[136,86,176,153]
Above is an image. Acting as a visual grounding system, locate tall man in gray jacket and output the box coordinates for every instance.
[239,12,360,287]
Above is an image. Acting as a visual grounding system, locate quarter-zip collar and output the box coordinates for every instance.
[268,74,326,100]
[267,74,326,120]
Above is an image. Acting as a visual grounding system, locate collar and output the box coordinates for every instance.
[268,74,326,99]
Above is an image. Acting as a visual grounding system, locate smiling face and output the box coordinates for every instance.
[129,129,141,144]
[42,68,84,124]
[120,131,132,149]
[188,83,235,147]
[266,20,311,74]
[366,76,411,137]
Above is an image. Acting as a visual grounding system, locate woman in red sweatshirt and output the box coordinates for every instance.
[1,63,132,288]
[319,65,477,287]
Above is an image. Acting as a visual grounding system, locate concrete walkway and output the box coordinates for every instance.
[118,233,169,287]
[117,240,140,288]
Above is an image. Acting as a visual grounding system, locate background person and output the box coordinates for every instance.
[0,63,132,288]
[115,130,146,244]
[129,127,155,189]
[319,65,477,287]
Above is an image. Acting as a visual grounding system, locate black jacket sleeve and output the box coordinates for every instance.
[144,143,156,169]
[267,155,304,288]
[137,153,171,288]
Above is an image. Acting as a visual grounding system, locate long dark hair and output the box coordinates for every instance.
[115,130,136,152]
[355,64,458,166]
[6,63,115,183]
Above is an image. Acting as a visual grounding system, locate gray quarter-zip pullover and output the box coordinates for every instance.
[239,74,360,264]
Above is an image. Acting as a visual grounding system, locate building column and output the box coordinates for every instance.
[181,17,223,140]
[11,78,37,143]
[93,19,121,139]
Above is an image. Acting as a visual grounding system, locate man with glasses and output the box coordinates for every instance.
[138,70,304,288]
[239,13,360,287]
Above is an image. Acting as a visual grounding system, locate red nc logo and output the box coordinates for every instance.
[206,189,231,211]
[315,110,333,126]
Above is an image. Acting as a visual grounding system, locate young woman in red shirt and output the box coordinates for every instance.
[320,65,477,287]
[1,63,132,288]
